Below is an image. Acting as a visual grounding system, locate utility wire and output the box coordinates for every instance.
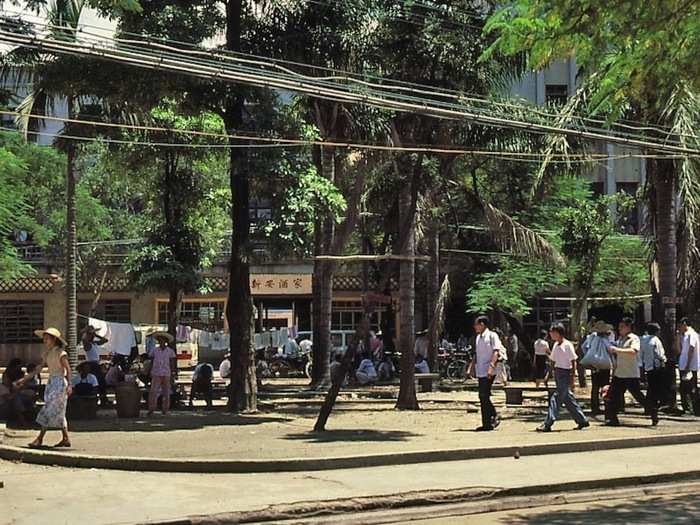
[1,17,699,155]
[5,109,692,162]
[3,12,698,145]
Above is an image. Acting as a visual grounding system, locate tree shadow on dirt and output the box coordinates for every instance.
[283,429,421,443]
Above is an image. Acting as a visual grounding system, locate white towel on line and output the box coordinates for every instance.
[88,317,137,356]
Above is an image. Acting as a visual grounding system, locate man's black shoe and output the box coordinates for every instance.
[475,425,494,432]
[535,424,551,432]
[604,420,620,427]
[576,421,590,430]
[492,415,502,429]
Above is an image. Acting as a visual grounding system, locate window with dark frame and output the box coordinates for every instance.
[158,301,226,331]
[78,300,131,324]
[0,301,44,343]
[545,84,569,105]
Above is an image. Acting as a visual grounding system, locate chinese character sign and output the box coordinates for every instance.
[249,274,312,295]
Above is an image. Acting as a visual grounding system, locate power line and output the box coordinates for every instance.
[2,17,699,155]
[5,109,691,162]
[3,8,697,146]
[5,11,692,145]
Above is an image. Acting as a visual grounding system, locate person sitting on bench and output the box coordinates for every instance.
[190,362,214,408]
[355,353,378,385]
[72,362,99,397]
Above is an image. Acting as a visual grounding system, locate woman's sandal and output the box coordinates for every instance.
[53,440,72,448]
[27,441,43,449]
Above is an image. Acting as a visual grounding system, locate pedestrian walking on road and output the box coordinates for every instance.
[583,321,613,416]
[605,318,658,426]
[640,323,667,416]
[536,323,588,432]
[532,330,550,388]
[147,332,177,416]
[15,327,72,448]
[468,316,503,431]
[678,318,700,415]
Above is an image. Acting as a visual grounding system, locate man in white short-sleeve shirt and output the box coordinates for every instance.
[678,318,700,414]
[606,317,657,426]
[468,316,502,431]
[536,323,588,432]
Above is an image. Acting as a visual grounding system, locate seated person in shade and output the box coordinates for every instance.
[330,352,344,385]
[24,363,40,389]
[0,371,32,426]
[105,354,126,387]
[190,362,214,409]
[377,353,395,381]
[355,353,378,386]
[415,354,430,374]
[219,352,231,380]
[72,362,99,396]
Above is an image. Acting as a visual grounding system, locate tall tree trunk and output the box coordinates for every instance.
[167,287,183,351]
[652,158,678,358]
[310,144,336,388]
[225,0,256,412]
[652,158,679,409]
[426,220,440,372]
[571,291,589,343]
[311,262,333,389]
[396,170,419,410]
[65,97,77,368]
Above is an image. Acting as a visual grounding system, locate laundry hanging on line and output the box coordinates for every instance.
[88,317,137,356]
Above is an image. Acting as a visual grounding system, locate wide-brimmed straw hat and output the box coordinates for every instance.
[592,320,613,334]
[148,331,174,343]
[34,327,67,347]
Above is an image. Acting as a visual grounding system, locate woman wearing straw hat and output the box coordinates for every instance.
[147,331,177,416]
[14,327,73,448]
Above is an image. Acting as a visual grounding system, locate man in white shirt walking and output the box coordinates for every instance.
[640,322,667,416]
[536,323,588,432]
[467,316,503,431]
[678,317,700,415]
[606,317,658,426]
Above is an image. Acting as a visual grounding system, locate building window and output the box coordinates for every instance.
[545,84,569,105]
[78,300,131,323]
[617,182,640,234]
[0,301,44,343]
[158,300,226,331]
[330,301,381,331]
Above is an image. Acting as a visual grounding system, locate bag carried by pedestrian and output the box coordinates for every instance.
[580,335,613,370]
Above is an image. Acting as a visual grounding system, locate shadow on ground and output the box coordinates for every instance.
[283,429,421,443]
[64,412,292,433]
[502,495,700,524]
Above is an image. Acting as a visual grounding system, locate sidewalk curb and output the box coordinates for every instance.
[148,472,700,524]
[2,429,700,473]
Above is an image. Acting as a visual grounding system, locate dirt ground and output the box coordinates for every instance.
[5,380,700,460]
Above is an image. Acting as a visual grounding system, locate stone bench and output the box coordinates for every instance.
[504,386,556,405]
[415,373,441,393]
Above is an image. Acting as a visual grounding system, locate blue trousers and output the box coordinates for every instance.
[544,368,587,428]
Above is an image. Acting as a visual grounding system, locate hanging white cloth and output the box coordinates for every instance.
[88,317,137,356]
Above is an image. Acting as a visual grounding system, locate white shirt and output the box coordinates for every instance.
[414,336,428,359]
[356,359,377,379]
[219,359,231,379]
[84,343,100,362]
[640,335,666,372]
[534,338,550,356]
[72,373,98,387]
[680,328,700,371]
[614,333,641,378]
[550,339,577,369]
[283,338,299,356]
[474,329,503,378]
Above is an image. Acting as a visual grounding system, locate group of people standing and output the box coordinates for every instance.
[471,314,700,433]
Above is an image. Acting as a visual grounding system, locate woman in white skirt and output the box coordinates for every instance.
[15,327,73,448]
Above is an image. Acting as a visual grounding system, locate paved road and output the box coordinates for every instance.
[2,443,700,524]
[409,492,700,524]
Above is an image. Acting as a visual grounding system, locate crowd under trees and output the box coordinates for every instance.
[1,0,699,423]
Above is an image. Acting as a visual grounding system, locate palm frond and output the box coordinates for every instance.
[428,275,451,340]
[483,202,565,268]
[662,82,700,292]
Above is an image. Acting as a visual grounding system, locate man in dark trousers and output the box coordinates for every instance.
[468,316,503,431]
[605,317,658,426]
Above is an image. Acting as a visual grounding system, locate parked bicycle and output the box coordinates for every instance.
[438,344,472,383]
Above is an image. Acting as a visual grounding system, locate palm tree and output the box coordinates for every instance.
[4,0,86,366]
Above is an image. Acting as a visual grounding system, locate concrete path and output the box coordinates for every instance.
[2,442,700,525]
